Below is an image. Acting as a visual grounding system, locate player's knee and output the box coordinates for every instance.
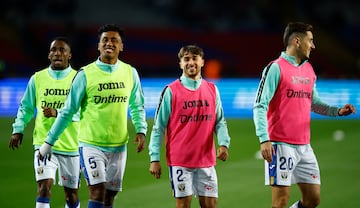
[272,196,289,208]
[176,196,192,208]
[199,196,217,208]
[303,197,320,208]
[64,188,79,204]
[104,190,118,206]
[37,184,51,197]
[89,184,106,201]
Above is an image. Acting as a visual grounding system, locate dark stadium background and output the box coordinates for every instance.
[0,0,359,79]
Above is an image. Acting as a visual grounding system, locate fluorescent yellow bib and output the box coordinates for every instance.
[79,61,133,147]
[34,68,79,152]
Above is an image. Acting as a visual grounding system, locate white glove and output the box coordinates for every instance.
[38,142,52,161]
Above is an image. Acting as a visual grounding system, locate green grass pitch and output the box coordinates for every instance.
[1,118,359,207]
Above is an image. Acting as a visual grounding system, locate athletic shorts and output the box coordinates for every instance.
[33,150,80,189]
[265,143,321,186]
[169,166,218,198]
[79,146,127,191]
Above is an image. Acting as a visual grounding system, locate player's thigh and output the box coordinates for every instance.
[33,150,57,182]
[292,145,320,185]
[169,166,194,198]
[57,155,80,189]
[271,185,291,207]
[79,146,107,185]
[198,196,217,208]
[265,144,298,186]
[104,151,127,191]
[193,167,218,198]
[297,183,320,206]
[175,196,192,208]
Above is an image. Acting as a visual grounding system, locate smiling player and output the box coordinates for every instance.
[38,24,147,208]
[149,45,231,208]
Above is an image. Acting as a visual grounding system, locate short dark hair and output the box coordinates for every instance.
[98,24,125,41]
[52,36,71,49]
[178,45,204,59]
[283,22,313,47]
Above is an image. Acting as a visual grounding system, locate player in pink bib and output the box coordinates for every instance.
[253,22,357,208]
[149,45,231,208]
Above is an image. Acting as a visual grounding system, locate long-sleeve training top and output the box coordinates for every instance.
[253,52,340,144]
[44,58,147,152]
[149,75,231,162]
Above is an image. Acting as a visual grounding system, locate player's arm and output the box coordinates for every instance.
[149,86,171,162]
[253,63,279,163]
[214,86,230,161]
[12,76,36,134]
[253,63,280,143]
[9,76,36,149]
[311,83,356,116]
[149,86,172,179]
[129,67,148,152]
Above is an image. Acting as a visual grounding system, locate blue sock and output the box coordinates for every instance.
[36,197,50,203]
[36,197,50,208]
[88,200,104,208]
[66,199,80,208]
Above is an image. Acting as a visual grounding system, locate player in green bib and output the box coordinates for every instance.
[38,24,148,208]
[9,37,80,208]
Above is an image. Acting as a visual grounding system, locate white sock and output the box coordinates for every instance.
[289,200,302,208]
[36,202,50,208]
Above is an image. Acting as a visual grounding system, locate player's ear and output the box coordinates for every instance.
[119,42,124,52]
[294,36,301,47]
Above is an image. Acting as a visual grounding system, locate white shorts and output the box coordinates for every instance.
[34,150,80,189]
[169,166,218,198]
[265,143,321,186]
[79,146,127,191]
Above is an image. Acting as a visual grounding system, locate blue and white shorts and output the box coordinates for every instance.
[34,150,80,189]
[265,143,321,186]
[80,146,127,191]
[169,166,218,198]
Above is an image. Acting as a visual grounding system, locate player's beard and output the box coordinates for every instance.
[185,67,200,79]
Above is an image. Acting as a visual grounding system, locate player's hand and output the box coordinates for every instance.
[42,106,57,118]
[9,133,23,150]
[38,142,53,161]
[339,104,356,116]
[149,161,161,179]
[134,133,146,153]
[260,141,275,163]
[216,146,229,161]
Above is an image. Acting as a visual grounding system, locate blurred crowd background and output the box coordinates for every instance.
[0,0,359,79]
